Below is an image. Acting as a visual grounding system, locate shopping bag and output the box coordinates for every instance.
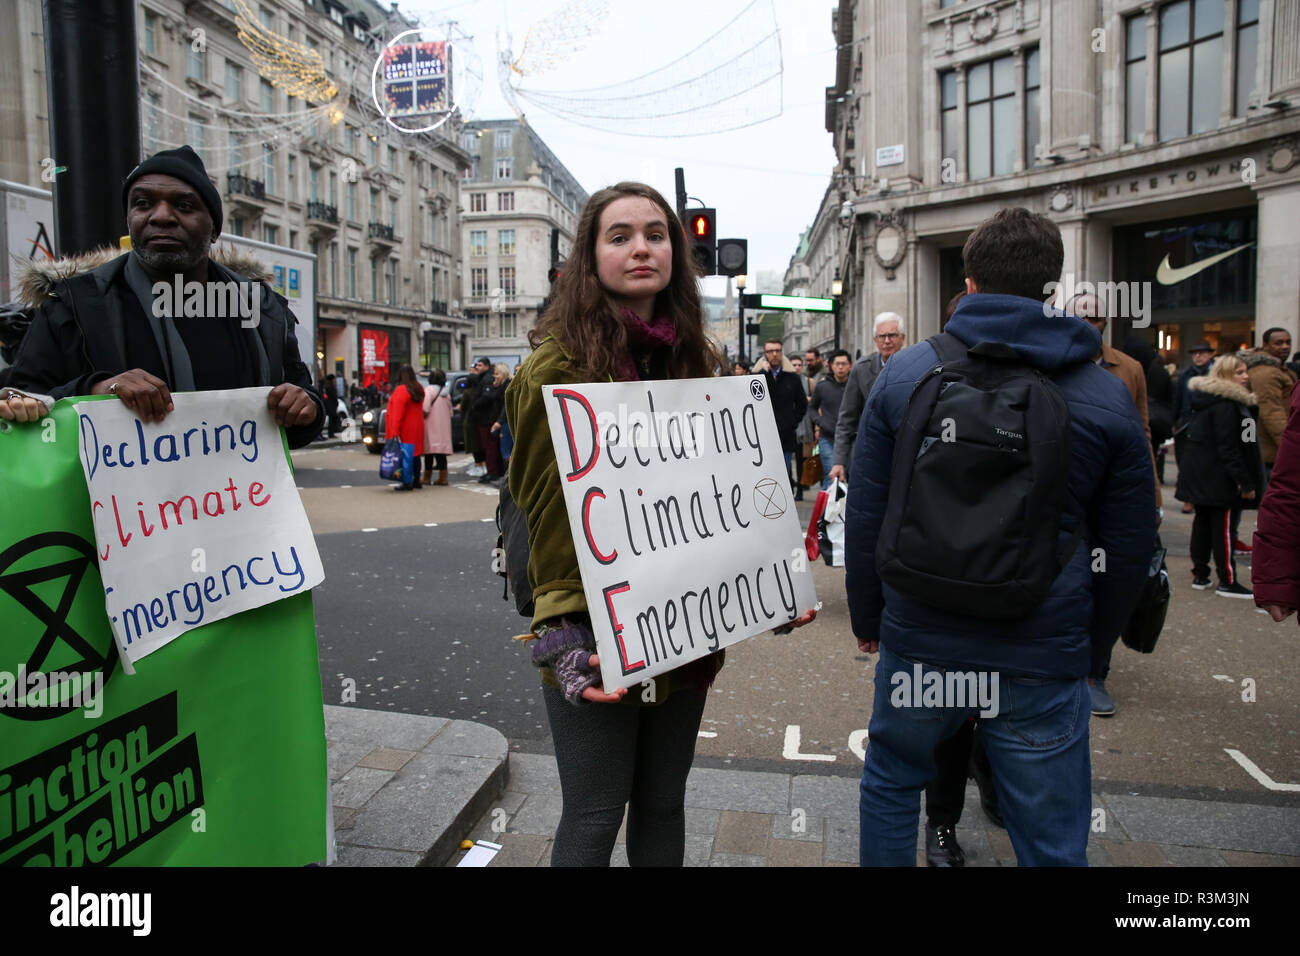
[399,441,416,484]
[805,487,828,561]
[818,479,848,567]
[379,437,403,481]
[801,451,824,488]
[1120,536,1170,654]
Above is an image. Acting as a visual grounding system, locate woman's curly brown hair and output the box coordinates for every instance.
[529,181,726,380]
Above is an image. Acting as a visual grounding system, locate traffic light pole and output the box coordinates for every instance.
[43,0,140,256]
[737,294,745,367]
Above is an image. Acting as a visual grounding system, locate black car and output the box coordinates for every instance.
[361,370,473,453]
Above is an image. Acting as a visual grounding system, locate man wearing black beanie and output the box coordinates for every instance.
[8,145,323,447]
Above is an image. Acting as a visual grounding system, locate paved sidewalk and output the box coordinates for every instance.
[447,752,1300,867]
[324,706,508,866]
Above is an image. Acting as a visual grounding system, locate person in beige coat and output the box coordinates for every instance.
[1244,328,1297,479]
[421,368,454,486]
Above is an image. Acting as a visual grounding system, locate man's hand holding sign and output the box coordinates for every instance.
[542,375,819,696]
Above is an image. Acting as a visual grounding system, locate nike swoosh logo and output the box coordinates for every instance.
[1155,243,1255,285]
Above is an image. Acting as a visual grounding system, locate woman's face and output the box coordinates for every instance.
[1234,365,1250,387]
[493,369,505,386]
[594,196,673,319]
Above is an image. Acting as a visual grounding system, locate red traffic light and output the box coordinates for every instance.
[693,215,709,236]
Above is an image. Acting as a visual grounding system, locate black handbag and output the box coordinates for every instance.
[1120,536,1170,654]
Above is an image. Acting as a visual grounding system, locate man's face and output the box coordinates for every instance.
[874,321,904,359]
[126,173,216,274]
[804,350,819,370]
[1192,349,1213,367]
[764,343,783,367]
[475,360,490,374]
[1266,331,1292,362]
[831,355,851,381]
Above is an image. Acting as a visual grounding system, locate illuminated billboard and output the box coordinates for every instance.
[381,41,452,118]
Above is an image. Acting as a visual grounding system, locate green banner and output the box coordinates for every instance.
[0,399,328,866]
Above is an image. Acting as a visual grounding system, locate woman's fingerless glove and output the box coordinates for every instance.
[530,619,601,705]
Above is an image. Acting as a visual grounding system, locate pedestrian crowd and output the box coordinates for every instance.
[2,147,1296,870]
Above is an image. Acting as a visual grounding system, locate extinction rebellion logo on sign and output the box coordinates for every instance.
[0,692,204,866]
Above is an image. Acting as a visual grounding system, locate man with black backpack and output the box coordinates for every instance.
[845,208,1156,866]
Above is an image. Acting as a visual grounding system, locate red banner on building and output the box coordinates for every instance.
[361,329,390,387]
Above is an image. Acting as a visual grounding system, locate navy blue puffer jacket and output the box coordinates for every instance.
[844,293,1157,679]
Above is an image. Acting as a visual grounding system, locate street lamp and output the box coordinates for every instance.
[736,274,747,367]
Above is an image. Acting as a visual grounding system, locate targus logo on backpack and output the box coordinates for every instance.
[994,427,1023,440]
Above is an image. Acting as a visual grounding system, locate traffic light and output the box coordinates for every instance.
[716,238,747,277]
[687,208,716,275]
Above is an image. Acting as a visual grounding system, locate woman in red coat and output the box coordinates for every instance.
[384,365,426,490]
[1254,385,1300,621]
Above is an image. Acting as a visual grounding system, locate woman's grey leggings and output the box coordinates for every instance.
[541,684,707,866]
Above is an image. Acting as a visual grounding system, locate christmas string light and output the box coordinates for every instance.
[234,0,339,105]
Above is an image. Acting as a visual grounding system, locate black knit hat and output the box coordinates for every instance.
[121,145,223,234]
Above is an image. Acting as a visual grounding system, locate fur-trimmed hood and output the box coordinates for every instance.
[1189,373,1258,405]
[15,244,275,309]
[1242,349,1286,370]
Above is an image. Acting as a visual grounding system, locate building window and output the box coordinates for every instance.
[289,229,297,249]
[329,243,338,295]
[498,266,516,298]
[371,259,378,302]
[388,145,397,173]
[348,248,357,298]
[263,224,278,245]
[288,155,297,199]
[260,79,274,114]
[470,230,487,256]
[370,190,379,223]
[1235,0,1260,116]
[470,192,487,212]
[462,130,478,152]
[348,182,357,221]
[940,70,958,172]
[387,259,397,306]
[188,115,206,154]
[144,11,157,55]
[230,217,243,237]
[259,4,273,29]
[1024,48,1041,162]
[499,312,517,338]
[388,195,397,229]
[471,267,489,298]
[462,159,478,180]
[187,44,205,82]
[229,132,245,172]
[498,191,515,211]
[309,165,320,202]
[495,129,512,150]
[328,171,337,205]
[225,61,243,102]
[369,136,379,166]
[1125,15,1147,143]
[966,54,1016,179]
[145,93,162,153]
[472,311,489,338]
[263,144,275,194]
[495,157,513,180]
[1158,0,1224,141]
[498,229,515,256]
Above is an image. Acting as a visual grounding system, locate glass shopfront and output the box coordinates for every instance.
[1113,207,1257,358]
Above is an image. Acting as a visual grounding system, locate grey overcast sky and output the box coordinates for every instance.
[407,0,840,295]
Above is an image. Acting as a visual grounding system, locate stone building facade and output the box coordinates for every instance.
[458,118,587,366]
[0,0,473,386]
[822,0,1300,359]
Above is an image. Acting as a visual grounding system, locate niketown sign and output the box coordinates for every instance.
[1087,158,1253,208]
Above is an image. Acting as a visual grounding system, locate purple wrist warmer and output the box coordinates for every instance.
[530,621,600,705]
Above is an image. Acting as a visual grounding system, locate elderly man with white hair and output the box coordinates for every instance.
[828,312,905,483]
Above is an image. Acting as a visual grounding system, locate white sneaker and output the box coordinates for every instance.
[467,464,486,477]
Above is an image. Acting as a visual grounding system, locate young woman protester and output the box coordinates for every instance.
[506,182,814,867]
[1175,355,1265,597]
[421,368,453,486]
[384,365,425,491]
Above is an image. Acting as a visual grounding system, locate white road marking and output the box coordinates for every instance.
[1224,749,1300,792]
[361,527,378,533]
[339,485,352,489]
[456,483,502,497]
[782,724,835,762]
[848,729,869,761]
[1213,674,1233,682]
[697,731,718,738]
[479,517,494,523]
[424,522,439,527]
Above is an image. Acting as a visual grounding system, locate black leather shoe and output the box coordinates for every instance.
[925,824,966,867]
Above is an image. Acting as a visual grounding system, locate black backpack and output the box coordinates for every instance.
[875,332,1085,620]
[495,477,535,617]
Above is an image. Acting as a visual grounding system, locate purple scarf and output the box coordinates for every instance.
[614,307,676,382]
